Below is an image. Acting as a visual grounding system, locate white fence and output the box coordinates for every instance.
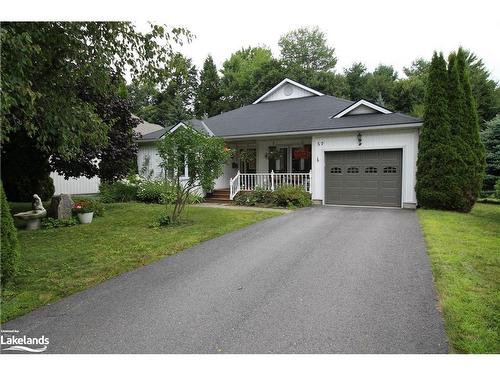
[229,171,312,200]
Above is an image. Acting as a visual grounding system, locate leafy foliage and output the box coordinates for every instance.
[1,131,54,201]
[234,186,311,208]
[220,47,283,110]
[273,186,312,208]
[157,126,230,223]
[1,183,20,285]
[99,179,139,203]
[41,217,78,229]
[278,26,337,73]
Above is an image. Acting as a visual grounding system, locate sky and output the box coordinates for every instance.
[4,0,500,80]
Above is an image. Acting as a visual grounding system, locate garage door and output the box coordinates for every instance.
[325,149,402,207]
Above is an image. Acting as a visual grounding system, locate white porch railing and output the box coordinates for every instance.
[229,170,312,200]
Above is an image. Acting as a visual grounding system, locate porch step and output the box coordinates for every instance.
[204,189,231,203]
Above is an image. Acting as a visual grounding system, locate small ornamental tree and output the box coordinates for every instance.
[1,182,20,284]
[157,126,230,223]
[416,52,463,209]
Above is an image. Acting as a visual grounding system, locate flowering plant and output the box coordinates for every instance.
[72,200,94,214]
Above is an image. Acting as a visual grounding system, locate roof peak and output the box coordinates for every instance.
[253,78,324,104]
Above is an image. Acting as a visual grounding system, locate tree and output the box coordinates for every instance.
[278,26,337,73]
[481,115,500,190]
[1,22,190,199]
[463,50,500,123]
[220,47,283,109]
[365,64,398,107]
[447,52,476,211]
[456,48,486,206]
[195,55,222,118]
[1,182,20,285]
[392,76,426,116]
[131,53,198,126]
[50,92,140,182]
[344,62,369,101]
[416,52,463,210]
[157,126,230,223]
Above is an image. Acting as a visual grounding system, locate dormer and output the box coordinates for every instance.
[253,78,324,104]
[331,99,392,118]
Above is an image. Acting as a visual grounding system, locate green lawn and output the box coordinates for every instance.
[1,203,282,322]
[418,203,500,353]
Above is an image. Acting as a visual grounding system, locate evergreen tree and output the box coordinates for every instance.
[1,182,20,284]
[447,52,475,211]
[456,48,486,208]
[195,55,222,118]
[416,52,463,209]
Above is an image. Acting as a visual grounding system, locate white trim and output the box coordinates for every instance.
[331,99,392,118]
[221,122,423,140]
[253,78,324,104]
[200,120,214,136]
[169,122,187,134]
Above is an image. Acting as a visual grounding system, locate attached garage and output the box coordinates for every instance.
[324,149,402,207]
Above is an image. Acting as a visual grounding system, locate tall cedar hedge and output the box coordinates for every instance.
[416,50,485,211]
[1,182,20,284]
[416,52,463,209]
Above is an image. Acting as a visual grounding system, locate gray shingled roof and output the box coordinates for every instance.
[203,95,421,137]
[136,95,422,141]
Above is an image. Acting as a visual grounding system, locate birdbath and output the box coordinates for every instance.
[14,194,47,230]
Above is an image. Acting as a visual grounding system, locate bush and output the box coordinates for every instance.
[495,180,500,199]
[235,186,311,208]
[234,191,258,206]
[1,183,20,284]
[99,179,138,203]
[273,186,312,208]
[137,180,174,204]
[41,217,78,229]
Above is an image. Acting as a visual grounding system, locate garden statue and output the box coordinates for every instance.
[14,194,47,230]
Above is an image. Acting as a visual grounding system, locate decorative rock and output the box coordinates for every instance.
[14,194,47,230]
[48,194,74,219]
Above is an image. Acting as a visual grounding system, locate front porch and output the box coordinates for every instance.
[213,137,314,200]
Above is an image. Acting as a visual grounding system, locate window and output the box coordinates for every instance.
[383,166,397,174]
[365,166,377,174]
[347,167,359,174]
[330,167,342,174]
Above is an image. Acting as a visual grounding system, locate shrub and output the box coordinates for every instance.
[234,191,258,206]
[495,180,500,199]
[137,180,174,204]
[99,179,138,203]
[41,217,78,229]
[273,186,312,208]
[1,183,20,284]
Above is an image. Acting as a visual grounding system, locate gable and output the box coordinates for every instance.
[253,78,324,104]
[331,99,391,118]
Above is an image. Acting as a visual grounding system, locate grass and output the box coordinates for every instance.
[1,203,282,322]
[418,203,500,353]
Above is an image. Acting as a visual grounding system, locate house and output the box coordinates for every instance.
[51,119,164,195]
[136,78,422,208]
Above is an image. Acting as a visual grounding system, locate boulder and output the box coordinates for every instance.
[48,194,74,219]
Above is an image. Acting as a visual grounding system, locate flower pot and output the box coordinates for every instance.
[77,212,94,224]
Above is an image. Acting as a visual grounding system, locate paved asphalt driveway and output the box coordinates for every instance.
[3,206,448,353]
